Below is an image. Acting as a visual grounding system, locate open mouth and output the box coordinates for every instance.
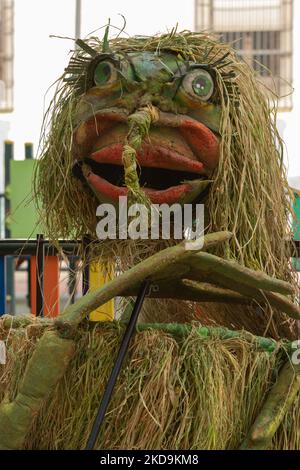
[84,159,205,190]
[72,109,219,204]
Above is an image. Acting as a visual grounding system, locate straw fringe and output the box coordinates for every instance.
[1,320,299,450]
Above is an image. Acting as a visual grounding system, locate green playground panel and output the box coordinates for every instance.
[293,192,300,240]
[9,160,40,238]
[292,258,300,271]
[292,192,300,271]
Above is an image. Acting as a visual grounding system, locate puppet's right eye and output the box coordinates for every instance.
[94,60,118,87]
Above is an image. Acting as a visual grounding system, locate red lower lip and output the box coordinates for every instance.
[86,172,195,204]
[86,143,207,204]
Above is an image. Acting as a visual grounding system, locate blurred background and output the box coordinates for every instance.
[0,0,298,314]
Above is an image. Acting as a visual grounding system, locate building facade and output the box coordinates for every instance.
[195,0,293,110]
[0,0,13,112]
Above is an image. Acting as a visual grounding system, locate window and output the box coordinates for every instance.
[195,0,293,110]
[0,0,14,112]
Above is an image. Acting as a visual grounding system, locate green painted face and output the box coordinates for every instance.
[73,51,221,206]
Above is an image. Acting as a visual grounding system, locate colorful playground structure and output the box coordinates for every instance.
[0,140,114,319]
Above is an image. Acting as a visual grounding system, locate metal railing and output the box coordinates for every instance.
[0,236,90,317]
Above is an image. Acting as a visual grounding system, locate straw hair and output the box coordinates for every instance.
[34,30,294,281]
[32,30,299,339]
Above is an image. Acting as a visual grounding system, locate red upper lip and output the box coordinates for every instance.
[73,108,219,172]
[91,143,206,175]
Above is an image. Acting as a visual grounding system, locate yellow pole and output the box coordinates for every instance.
[89,262,114,321]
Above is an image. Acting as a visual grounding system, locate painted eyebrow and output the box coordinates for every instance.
[157,58,176,77]
[119,52,143,82]
[171,62,215,83]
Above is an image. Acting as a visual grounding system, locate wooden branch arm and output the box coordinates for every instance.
[240,362,300,450]
[188,252,294,295]
[190,272,300,320]
[57,232,232,326]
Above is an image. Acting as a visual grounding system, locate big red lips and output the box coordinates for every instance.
[73,109,219,204]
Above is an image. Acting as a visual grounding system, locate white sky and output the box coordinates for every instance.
[1,0,300,180]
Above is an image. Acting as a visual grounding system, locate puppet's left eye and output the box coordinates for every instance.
[93,60,118,87]
[182,69,214,101]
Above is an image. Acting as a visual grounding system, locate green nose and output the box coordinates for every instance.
[127,52,182,82]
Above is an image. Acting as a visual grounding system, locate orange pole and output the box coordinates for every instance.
[30,256,60,317]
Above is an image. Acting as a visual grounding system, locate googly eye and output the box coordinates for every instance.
[93,60,118,87]
[182,69,214,102]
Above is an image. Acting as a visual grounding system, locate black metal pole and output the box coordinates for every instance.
[68,256,77,304]
[82,236,90,295]
[25,142,33,159]
[4,140,12,239]
[85,279,151,450]
[0,240,81,256]
[27,257,31,309]
[4,141,15,314]
[36,234,44,316]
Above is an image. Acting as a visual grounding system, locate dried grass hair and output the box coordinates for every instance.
[34,29,295,285]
